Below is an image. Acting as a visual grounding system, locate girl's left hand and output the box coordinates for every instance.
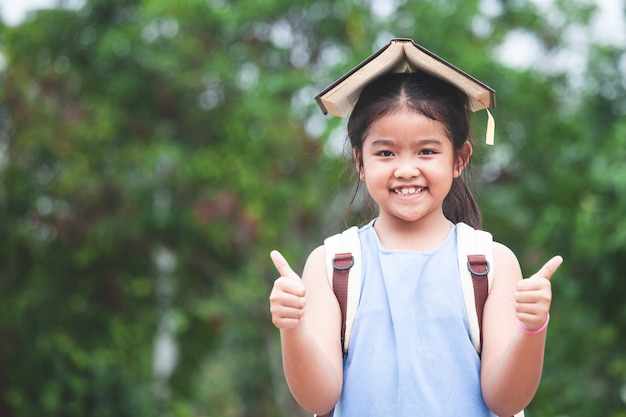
[514,256,563,332]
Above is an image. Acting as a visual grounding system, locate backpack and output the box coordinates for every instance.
[321,222,524,417]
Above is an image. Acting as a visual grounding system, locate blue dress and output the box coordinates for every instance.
[332,221,497,416]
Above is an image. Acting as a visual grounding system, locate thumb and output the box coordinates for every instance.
[270,250,300,280]
[532,255,563,281]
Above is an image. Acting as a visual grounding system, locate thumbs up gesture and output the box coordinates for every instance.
[269,250,307,330]
[514,255,563,332]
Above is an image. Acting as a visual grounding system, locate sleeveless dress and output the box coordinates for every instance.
[332,220,497,417]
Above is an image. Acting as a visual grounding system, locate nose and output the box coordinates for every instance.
[394,156,420,179]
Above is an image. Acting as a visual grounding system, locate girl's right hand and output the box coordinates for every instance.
[269,250,306,330]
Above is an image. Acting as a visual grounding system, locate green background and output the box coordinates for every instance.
[1,0,625,415]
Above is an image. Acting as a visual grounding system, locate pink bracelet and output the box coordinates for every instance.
[518,313,550,335]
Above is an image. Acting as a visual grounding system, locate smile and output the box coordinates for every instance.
[393,187,425,196]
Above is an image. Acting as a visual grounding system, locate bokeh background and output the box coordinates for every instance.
[1,0,625,416]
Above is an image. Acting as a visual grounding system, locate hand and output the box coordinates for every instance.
[269,250,306,330]
[514,255,563,331]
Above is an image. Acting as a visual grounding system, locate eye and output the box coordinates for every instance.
[376,150,394,157]
[419,149,437,156]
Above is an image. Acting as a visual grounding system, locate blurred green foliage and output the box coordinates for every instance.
[0,0,625,416]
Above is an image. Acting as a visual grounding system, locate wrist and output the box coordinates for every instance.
[518,313,550,335]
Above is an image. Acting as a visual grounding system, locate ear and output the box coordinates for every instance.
[453,141,472,178]
[354,148,365,180]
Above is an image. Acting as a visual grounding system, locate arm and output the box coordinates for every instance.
[269,246,344,415]
[480,242,563,416]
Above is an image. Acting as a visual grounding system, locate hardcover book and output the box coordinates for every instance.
[315,38,496,118]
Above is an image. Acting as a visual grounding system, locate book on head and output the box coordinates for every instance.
[314,38,496,118]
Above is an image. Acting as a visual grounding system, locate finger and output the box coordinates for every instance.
[270,277,305,300]
[272,304,305,320]
[531,255,563,281]
[270,250,300,280]
[516,275,552,292]
[272,316,303,330]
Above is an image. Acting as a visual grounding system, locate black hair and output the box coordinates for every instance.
[346,71,482,229]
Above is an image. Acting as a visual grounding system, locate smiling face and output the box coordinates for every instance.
[357,109,468,228]
[347,72,480,229]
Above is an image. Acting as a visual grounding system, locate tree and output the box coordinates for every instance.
[1,0,625,415]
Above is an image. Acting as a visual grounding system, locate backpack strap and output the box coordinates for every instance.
[467,254,490,349]
[324,226,361,354]
[331,252,353,351]
[457,223,525,417]
[318,227,361,417]
[456,222,494,355]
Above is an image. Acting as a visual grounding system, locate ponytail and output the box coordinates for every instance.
[443,177,482,229]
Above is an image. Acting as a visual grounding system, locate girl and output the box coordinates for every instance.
[269,69,562,416]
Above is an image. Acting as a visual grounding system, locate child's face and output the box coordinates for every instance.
[356,109,467,225]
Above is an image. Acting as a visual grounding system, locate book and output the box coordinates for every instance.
[315,38,496,118]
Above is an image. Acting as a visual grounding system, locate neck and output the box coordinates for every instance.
[373,213,452,252]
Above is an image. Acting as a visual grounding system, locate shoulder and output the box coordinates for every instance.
[492,241,520,267]
[491,240,523,287]
[301,245,331,290]
[304,244,327,268]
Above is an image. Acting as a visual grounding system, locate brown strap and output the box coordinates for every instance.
[332,252,354,351]
[467,254,489,349]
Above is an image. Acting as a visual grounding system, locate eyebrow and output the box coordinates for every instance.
[369,138,444,147]
[369,139,393,147]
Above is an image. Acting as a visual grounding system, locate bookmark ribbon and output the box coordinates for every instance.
[485,109,495,145]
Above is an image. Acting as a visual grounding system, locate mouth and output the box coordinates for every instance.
[392,186,425,196]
